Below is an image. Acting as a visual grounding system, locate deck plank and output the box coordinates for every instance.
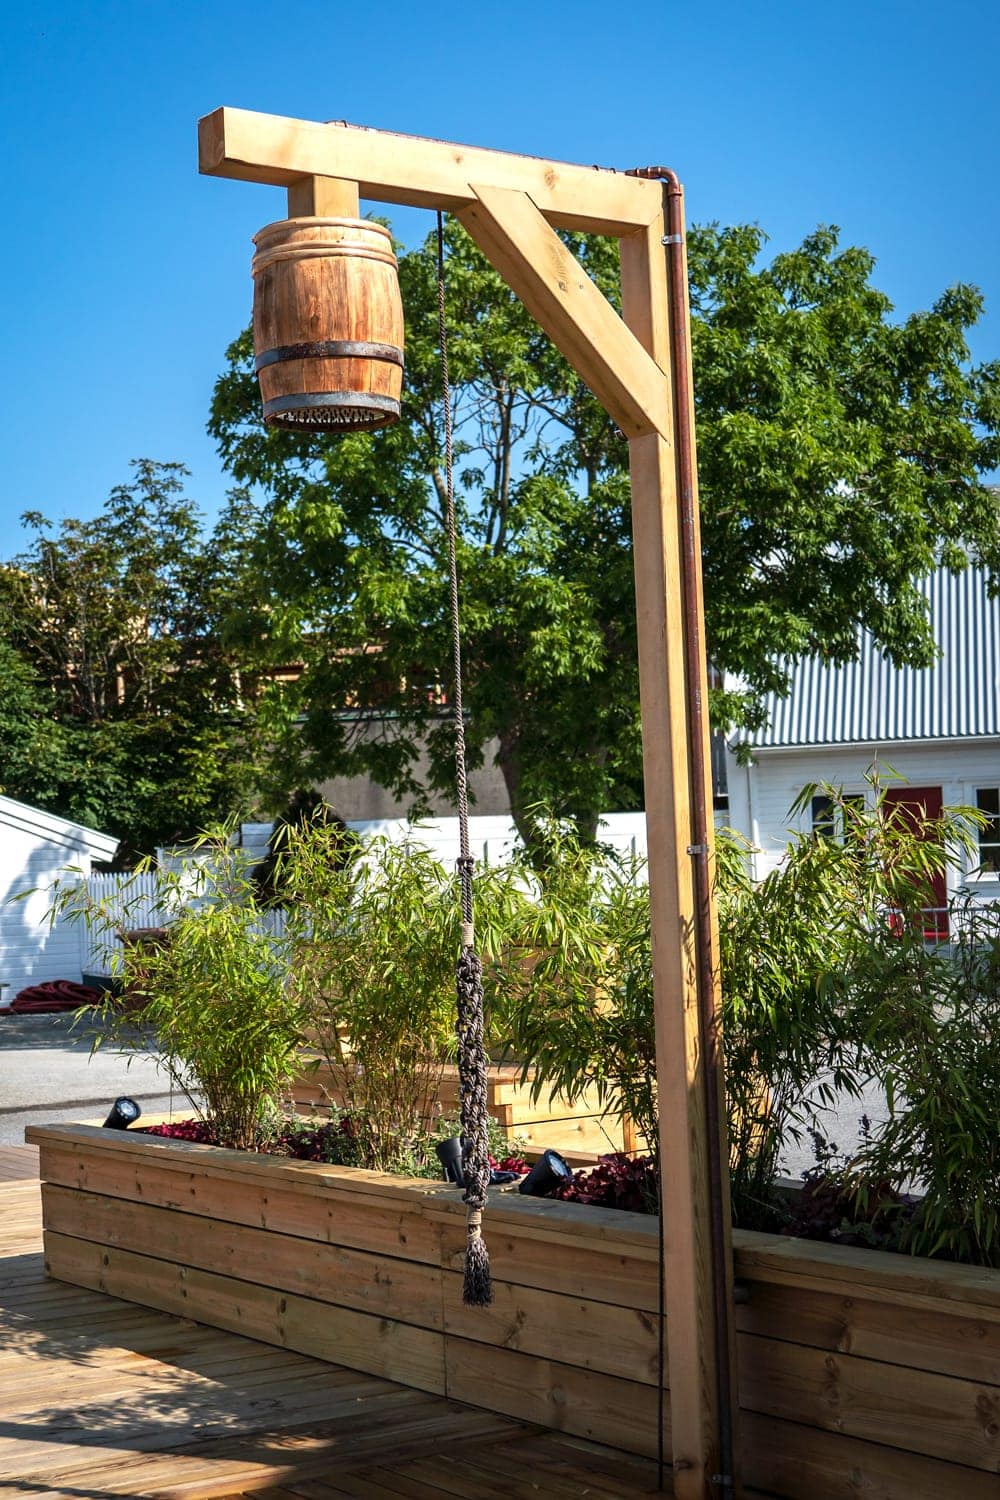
[0,1176,670,1498]
[0,1146,40,1182]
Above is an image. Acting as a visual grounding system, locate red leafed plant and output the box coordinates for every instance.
[140,1115,360,1165]
[492,1153,529,1174]
[553,1153,658,1214]
[141,1119,216,1143]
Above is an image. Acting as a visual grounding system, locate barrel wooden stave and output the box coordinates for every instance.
[252,217,404,431]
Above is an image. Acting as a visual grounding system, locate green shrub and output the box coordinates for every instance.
[54,834,308,1150]
[495,786,1000,1261]
[492,824,657,1148]
[716,821,870,1228]
[848,894,1000,1265]
[495,818,872,1228]
[50,789,1000,1267]
[275,821,524,1172]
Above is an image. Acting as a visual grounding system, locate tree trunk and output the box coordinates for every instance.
[496,732,602,867]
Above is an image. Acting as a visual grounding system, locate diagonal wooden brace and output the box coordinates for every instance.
[458,185,672,442]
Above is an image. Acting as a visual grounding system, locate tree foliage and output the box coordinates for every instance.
[210,219,1000,840]
[692,226,1000,726]
[0,460,263,860]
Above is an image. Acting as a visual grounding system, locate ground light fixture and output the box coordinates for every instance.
[518,1149,573,1197]
[102,1097,142,1130]
[435,1135,525,1188]
[435,1135,465,1186]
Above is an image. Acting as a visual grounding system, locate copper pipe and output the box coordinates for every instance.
[627,164,737,1499]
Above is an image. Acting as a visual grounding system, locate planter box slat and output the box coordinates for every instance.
[41,1185,446,1330]
[40,1181,663,1391]
[492,1111,630,1158]
[293,1059,643,1160]
[439,1221,659,1312]
[735,1229,1000,1316]
[743,1410,1000,1500]
[31,1126,660,1247]
[441,1271,661,1386]
[739,1279,1000,1385]
[37,1144,448,1264]
[28,1125,455,1206]
[442,1338,663,1460]
[739,1331,1000,1474]
[29,1123,1000,1499]
[43,1230,448,1395]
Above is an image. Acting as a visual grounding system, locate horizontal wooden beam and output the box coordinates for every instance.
[458,185,671,441]
[199,107,662,235]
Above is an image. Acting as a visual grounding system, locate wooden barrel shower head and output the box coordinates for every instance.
[251,217,404,432]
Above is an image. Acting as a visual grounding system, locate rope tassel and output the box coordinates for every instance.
[464,1207,493,1306]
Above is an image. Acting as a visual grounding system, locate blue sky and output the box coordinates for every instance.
[2,0,998,552]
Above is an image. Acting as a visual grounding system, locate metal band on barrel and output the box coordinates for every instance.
[262,391,402,419]
[255,340,404,371]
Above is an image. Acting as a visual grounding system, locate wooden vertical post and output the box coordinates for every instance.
[287,175,360,218]
[620,198,739,1498]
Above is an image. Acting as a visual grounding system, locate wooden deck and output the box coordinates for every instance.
[0,1156,667,1498]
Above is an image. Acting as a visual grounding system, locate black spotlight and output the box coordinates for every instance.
[435,1135,465,1187]
[103,1097,141,1130]
[518,1148,573,1197]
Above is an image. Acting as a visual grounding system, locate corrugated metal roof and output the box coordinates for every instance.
[746,566,1000,748]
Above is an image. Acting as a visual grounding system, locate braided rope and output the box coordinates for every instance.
[437,213,493,1307]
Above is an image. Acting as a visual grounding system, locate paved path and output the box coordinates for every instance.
[0,1010,193,1144]
[779,1075,891,1181]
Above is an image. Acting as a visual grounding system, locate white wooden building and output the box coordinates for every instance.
[0,796,119,1004]
[725,566,1000,930]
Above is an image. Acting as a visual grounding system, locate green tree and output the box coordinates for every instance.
[209,220,1000,845]
[0,460,264,860]
[692,226,1000,728]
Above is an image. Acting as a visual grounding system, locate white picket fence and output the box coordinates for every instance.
[80,813,648,978]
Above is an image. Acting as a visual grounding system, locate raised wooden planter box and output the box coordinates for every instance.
[26,1123,1000,1499]
[291,1058,643,1158]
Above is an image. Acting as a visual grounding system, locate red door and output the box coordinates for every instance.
[882,786,949,941]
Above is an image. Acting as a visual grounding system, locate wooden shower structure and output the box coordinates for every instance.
[199,107,739,1500]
